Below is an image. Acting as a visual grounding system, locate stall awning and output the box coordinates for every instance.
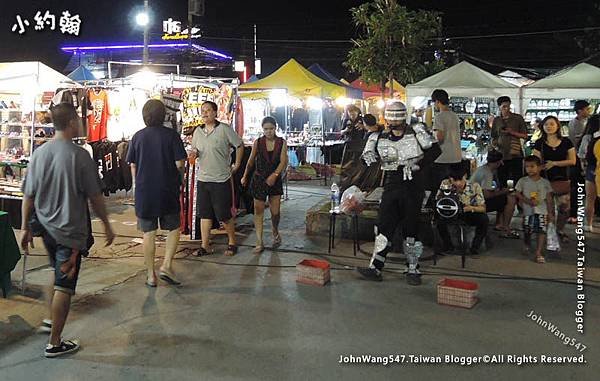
[350,78,406,101]
[238,58,346,99]
[0,61,80,91]
[308,64,363,99]
[67,65,96,81]
[497,70,535,87]
[523,63,600,99]
[406,61,520,111]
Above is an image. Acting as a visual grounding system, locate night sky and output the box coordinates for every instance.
[0,0,597,80]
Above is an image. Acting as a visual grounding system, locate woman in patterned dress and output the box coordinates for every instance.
[241,117,289,253]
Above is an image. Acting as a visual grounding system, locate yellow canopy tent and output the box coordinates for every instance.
[238,58,346,99]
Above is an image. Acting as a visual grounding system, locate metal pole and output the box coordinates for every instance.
[254,24,257,61]
[143,0,149,65]
[187,0,193,74]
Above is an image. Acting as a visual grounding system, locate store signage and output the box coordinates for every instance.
[11,10,81,35]
[181,85,217,128]
[162,18,201,41]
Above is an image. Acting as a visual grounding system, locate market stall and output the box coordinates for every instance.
[0,61,81,227]
[521,63,600,128]
[238,59,347,167]
[406,61,521,160]
[350,78,406,117]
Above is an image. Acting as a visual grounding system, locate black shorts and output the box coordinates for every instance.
[197,180,234,222]
[486,194,507,213]
[42,233,85,295]
[137,212,180,233]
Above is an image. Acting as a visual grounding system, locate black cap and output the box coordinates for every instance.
[487,150,503,163]
[574,100,590,112]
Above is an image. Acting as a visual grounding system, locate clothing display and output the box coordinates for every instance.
[87,89,110,142]
[90,141,132,195]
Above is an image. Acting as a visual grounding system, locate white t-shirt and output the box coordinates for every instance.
[515,176,553,216]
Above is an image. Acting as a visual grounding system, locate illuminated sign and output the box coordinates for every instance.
[162,18,201,41]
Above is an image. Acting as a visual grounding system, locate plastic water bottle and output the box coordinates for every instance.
[330,183,340,213]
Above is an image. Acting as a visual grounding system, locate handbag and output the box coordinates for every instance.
[541,143,571,195]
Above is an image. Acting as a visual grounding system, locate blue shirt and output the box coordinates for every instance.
[126,126,187,218]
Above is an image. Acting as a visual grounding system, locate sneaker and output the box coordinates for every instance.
[356,267,383,281]
[406,273,422,286]
[38,319,52,334]
[584,225,594,233]
[45,339,80,358]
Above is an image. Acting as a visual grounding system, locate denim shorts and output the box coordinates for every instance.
[42,233,85,295]
[586,167,595,183]
[523,214,547,234]
[137,212,180,233]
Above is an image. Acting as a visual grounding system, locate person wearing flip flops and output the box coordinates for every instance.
[127,100,187,287]
[514,156,556,264]
[189,101,244,257]
[241,117,288,254]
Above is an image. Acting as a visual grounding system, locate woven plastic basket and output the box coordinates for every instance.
[437,278,479,308]
[296,259,330,286]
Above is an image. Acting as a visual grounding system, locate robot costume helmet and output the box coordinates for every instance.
[384,101,407,126]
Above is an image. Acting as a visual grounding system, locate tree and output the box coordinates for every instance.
[345,0,444,97]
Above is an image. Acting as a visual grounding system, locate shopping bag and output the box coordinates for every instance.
[546,222,561,252]
[339,185,366,215]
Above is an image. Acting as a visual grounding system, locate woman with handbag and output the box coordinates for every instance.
[532,116,577,243]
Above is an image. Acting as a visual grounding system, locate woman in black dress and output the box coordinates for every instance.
[532,115,576,242]
[241,117,289,253]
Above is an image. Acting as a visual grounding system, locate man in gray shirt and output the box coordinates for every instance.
[190,101,244,256]
[568,100,590,147]
[21,103,115,358]
[431,89,462,191]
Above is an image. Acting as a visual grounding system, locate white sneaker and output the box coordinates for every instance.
[584,225,594,233]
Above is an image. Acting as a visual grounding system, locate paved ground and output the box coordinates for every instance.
[1,181,599,380]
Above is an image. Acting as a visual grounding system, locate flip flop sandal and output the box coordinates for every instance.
[535,256,546,264]
[493,226,504,232]
[500,231,520,239]
[253,245,265,254]
[225,245,238,256]
[159,269,181,286]
[272,234,282,247]
[196,247,213,256]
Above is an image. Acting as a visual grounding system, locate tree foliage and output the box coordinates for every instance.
[345,0,444,87]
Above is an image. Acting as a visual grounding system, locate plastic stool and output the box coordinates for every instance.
[328,212,359,256]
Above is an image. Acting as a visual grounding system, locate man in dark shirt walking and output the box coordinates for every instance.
[127,100,187,287]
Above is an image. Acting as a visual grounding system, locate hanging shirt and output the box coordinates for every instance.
[87,89,110,142]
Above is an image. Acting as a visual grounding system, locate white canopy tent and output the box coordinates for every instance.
[522,63,600,102]
[497,70,535,87]
[406,61,521,112]
[0,61,79,92]
[0,61,80,112]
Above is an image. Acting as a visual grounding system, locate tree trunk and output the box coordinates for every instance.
[388,72,394,99]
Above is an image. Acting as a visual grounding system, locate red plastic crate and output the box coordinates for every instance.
[296,259,330,286]
[437,278,479,309]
